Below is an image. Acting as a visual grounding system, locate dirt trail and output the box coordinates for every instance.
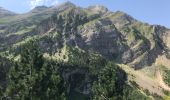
[157,70,170,91]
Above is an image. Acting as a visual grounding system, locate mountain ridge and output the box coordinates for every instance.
[0,2,169,29]
[0,2,170,99]
[0,2,170,67]
[0,7,16,18]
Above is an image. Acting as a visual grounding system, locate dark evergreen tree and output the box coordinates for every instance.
[92,62,117,100]
[4,39,44,99]
[5,39,66,100]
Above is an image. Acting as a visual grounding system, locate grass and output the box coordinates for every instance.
[131,22,154,39]
[127,31,137,42]
[7,25,36,36]
[0,19,10,24]
[0,16,14,24]
[0,30,5,33]
[13,36,38,48]
[7,29,30,36]
[83,17,99,26]
[107,11,126,20]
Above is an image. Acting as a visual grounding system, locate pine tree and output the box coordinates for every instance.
[5,39,66,100]
[92,62,117,100]
[5,39,43,99]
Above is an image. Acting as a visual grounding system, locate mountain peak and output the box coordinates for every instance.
[30,6,48,13]
[53,1,76,8]
[63,1,75,6]
[87,5,108,14]
[50,1,76,11]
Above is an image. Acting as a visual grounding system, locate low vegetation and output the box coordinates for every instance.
[0,38,151,99]
[163,69,170,87]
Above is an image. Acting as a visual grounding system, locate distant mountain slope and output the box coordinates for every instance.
[0,7,16,18]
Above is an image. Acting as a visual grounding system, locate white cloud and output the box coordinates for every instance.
[29,0,60,9]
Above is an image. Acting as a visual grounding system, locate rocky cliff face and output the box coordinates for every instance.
[0,2,170,68]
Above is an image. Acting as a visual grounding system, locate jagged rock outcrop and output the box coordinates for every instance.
[79,18,125,59]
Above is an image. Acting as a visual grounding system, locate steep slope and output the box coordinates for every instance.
[0,2,170,99]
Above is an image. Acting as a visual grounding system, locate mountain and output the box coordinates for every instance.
[0,2,170,99]
[30,6,48,13]
[0,7,16,18]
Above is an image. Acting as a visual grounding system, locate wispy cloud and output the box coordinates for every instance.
[29,0,60,9]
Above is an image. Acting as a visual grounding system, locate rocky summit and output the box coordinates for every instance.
[0,1,170,100]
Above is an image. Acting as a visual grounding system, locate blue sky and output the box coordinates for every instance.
[0,0,169,28]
